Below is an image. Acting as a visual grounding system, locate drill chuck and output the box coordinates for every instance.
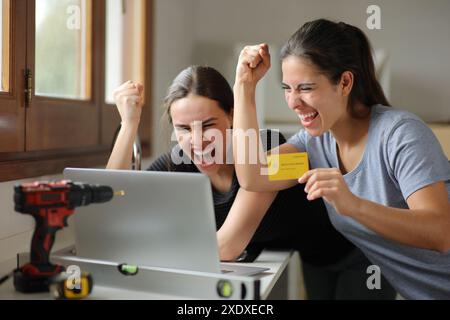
[68,183,114,208]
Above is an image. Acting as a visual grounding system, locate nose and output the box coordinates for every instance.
[190,122,204,150]
[286,91,302,110]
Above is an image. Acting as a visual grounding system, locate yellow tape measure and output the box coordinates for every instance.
[50,272,93,300]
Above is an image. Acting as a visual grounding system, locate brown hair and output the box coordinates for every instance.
[164,66,234,123]
[280,19,390,117]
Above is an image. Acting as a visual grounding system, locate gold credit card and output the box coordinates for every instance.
[267,152,309,181]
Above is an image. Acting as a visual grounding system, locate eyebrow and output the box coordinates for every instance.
[281,82,316,89]
[174,117,218,128]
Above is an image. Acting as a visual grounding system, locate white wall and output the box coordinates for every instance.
[187,0,450,125]
[150,0,450,154]
[151,0,195,155]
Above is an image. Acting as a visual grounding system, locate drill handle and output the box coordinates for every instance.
[30,214,61,266]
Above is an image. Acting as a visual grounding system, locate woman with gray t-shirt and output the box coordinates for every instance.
[232,19,450,299]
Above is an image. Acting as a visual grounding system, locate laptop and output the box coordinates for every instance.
[63,168,269,276]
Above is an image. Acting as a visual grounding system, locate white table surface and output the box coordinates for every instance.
[0,250,301,300]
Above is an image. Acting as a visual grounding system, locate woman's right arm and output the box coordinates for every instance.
[106,81,144,170]
[233,44,299,192]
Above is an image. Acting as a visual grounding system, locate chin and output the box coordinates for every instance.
[196,163,220,174]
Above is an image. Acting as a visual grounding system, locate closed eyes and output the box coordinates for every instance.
[175,123,216,131]
[282,83,315,92]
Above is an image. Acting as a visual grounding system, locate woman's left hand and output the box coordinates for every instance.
[299,168,362,216]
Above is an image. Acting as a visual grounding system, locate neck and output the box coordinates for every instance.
[330,102,371,149]
[216,163,235,179]
[209,164,235,193]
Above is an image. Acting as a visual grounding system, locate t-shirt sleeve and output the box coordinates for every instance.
[286,129,308,152]
[386,119,450,200]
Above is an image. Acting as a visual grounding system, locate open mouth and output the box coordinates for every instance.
[192,148,216,168]
[298,111,319,128]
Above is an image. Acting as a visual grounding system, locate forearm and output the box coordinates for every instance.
[349,198,450,253]
[217,189,278,261]
[106,122,139,170]
[216,206,261,261]
[217,228,249,262]
[233,83,265,188]
[233,83,299,192]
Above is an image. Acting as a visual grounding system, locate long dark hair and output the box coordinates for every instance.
[280,19,390,118]
[164,65,234,123]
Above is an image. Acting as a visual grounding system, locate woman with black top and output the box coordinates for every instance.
[107,65,396,299]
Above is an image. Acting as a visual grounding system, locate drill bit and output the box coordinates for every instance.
[115,190,126,197]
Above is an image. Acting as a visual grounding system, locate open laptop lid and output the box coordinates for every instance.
[64,168,222,273]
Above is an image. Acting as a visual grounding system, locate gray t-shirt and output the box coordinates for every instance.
[287,105,450,299]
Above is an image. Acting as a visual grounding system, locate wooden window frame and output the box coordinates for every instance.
[101,0,152,159]
[0,0,153,182]
[0,0,26,155]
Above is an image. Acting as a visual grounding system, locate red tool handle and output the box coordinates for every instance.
[27,208,72,275]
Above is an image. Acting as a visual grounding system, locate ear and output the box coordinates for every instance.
[340,71,354,97]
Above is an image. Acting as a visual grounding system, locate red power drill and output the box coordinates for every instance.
[13,180,116,293]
